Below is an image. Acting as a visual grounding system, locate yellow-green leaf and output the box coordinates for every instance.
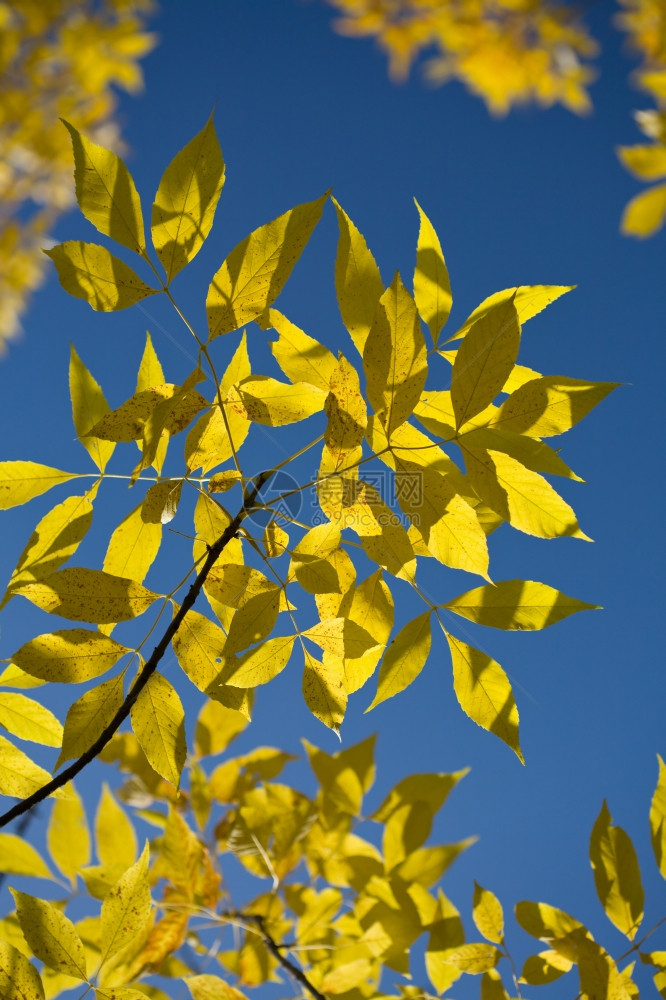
[260,308,337,391]
[0,939,45,1000]
[136,330,166,392]
[303,648,347,734]
[227,376,326,426]
[44,242,157,311]
[590,800,644,939]
[445,632,523,762]
[367,612,431,710]
[0,833,53,879]
[521,950,573,985]
[651,755,666,879]
[130,672,186,788]
[96,784,137,870]
[63,120,145,253]
[446,943,502,974]
[16,569,160,623]
[55,673,125,770]
[473,882,504,944]
[0,462,81,511]
[185,974,248,1000]
[444,580,599,630]
[0,693,63,746]
[100,842,151,966]
[413,199,452,344]
[332,198,384,355]
[492,376,618,437]
[363,272,427,438]
[194,699,249,758]
[447,285,574,344]
[451,296,520,429]
[12,629,130,683]
[69,345,115,471]
[618,144,666,180]
[2,494,94,607]
[0,735,70,800]
[621,183,666,238]
[303,617,376,660]
[47,786,91,887]
[11,889,87,979]
[152,112,225,282]
[459,425,583,481]
[206,193,328,338]
[102,503,162,585]
[224,636,295,688]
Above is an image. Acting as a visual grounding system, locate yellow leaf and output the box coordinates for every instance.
[103,503,161,584]
[136,331,165,392]
[590,800,644,940]
[130,672,186,788]
[11,889,87,979]
[172,609,228,694]
[324,353,368,468]
[90,383,206,443]
[194,699,249,758]
[460,426,583,481]
[206,193,328,338]
[0,939,45,1000]
[55,673,125,770]
[2,494,94,608]
[289,523,342,593]
[185,405,249,475]
[451,295,520,429]
[96,989,152,1000]
[99,842,151,968]
[0,693,62,746]
[621,183,666,238]
[48,786,91,887]
[426,893,465,993]
[340,569,393,694]
[63,120,145,253]
[413,199,452,344]
[446,943,502,974]
[208,471,243,493]
[332,198,384,355]
[515,900,589,941]
[447,285,575,344]
[303,617,376,659]
[382,801,433,870]
[69,345,115,471]
[303,648,347,734]
[142,480,183,524]
[481,968,510,1000]
[366,612,432,710]
[264,520,289,558]
[444,580,599,629]
[12,629,130,683]
[521,950,573,985]
[394,458,490,578]
[0,833,53,879]
[152,112,225,282]
[374,770,468,822]
[224,636,295,687]
[0,462,81,511]
[133,370,207,478]
[363,272,427,438]
[445,632,523,762]
[397,840,474,886]
[367,413,461,478]
[501,362,542,393]
[96,784,137,871]
[225,590,281,654]
[0,735,70,800]
[260,308,337,391]
[618,145,666,180]
[493,376,618,437]
[228,376,327,426]
[44,242,157,311]
[314,546,357,621]
[331,479,417,580]
[185,973,248,1000]
[651,755,666,879]
[473,882,504,944]
[461,445,589,540]
[16,568,160,623]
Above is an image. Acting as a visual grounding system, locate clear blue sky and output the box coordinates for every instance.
[1,1,665,996]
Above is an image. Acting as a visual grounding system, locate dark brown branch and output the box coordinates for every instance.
[0,471,273,829]
[230,912,328,1000]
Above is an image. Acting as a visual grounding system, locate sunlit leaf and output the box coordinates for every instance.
[185,973,248,1000]
[225,636,295,688]
[11,889,87,979]
[473,882,504,944]
[47,785,90,887]
[303,648,347,734]
[0,939,45,1000]
[651,755,666,879]
[447,285,574,344]
[96,784,137,870]
[413,199,452,345]
[261,308,337,391]
[194,699,249,758]
[100,843,151,966]
[12,629,130,684]
[0,693,62,747]
[16,569,160,623]
[367,612,431,710]
[492,376,618,437]
[227,376,327,426]
[444,580,599,629]
[590,800,644,939]
[69,345,115,471]
[0,735,70,800]
[446,943,502,974]
[55,673,125,770]
[0,833,53,880]
[621,183,666,238]
[45,242,157,311]
[0,462,81,511]
[102,503,162,584]
[130,672,186,787]
[332,198,384,354]
[521,949,573,985]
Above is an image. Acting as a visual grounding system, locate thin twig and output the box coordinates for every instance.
[229,911,328,1000]
[0,471,273,829]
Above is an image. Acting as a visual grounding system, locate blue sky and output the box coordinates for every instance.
[1,1,665,996]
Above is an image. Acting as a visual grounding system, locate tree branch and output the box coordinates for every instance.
[232,912,328,1000]
[0,471,273,829]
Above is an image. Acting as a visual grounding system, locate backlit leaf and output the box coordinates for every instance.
[324,354,368,469]
[521,950,573,985]
[332,198,384,354]
[621,183,666,238]
[0,693,63,747]
[339,569,393,694]
[445,631,523,762]
[290,523,343,593]
[515,900,589,941]
[446,943,502,974]
[447,285,574,344]
[262,308,337,391]
[413,199,452,344]
[11,889,87,979]
[0,939,45,1000]
[590,800,644,939]
[47,785,90,887]
[364,272,427,438]
[451,296,520,428]
[102,503,162,584]
[303,617,376,660]
[330,479,417,580]
[651,755,666,878]
[0,462,81,511]
[130,672,186,787]
[227,376,326,426]
[90,383,206,443]
[0,834,53,880]
[207,193,328,338]
[444,580,599,630]
[264,521,289,558]
[63,120,145,253]
[185,974,248,1000]
[96,784,137,870]
[44,243,157,311]
[69,345,115,471]
[366,612,432,710]
[12,629,130,683]
[473,882,504,944]
[16,569,160,623]
[173,609,229,694]
[209,471,243,493]
[492,376,618,437]
[152,112,225,282]
[55,673,125,770]
[303,648,347,734]
[224,636,295,687]
[195,699,249,758]
[100,843,151,966]
[0,735,70,800]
